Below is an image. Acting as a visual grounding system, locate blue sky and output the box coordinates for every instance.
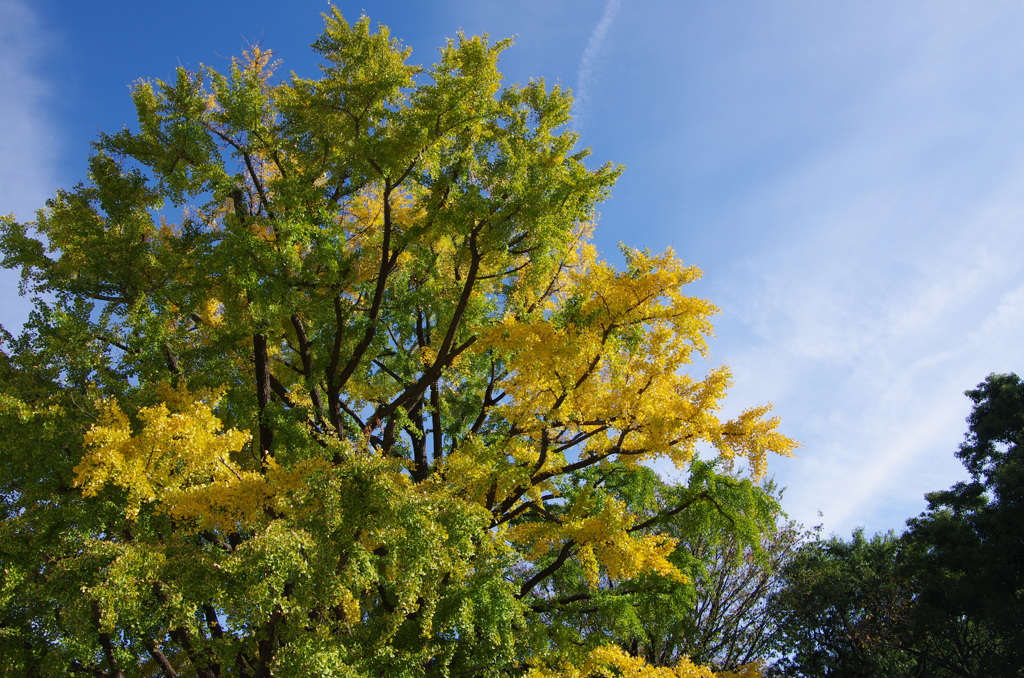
[4,0,1024,538]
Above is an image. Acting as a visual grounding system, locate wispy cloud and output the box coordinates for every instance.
[0,0,58,333]
[645,2,1024,537]
[714,141,1024,536]
[574,0,621,129]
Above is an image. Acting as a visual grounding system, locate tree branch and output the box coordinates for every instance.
[290,314,326,424]
[518,540,575,599]
[145,638,180,678]
[253,332,273,462]
[91,600,126,678]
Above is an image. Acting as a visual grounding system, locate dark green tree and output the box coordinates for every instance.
[767,530,921,678]
[769,373,1024,678]
[903,373,1024,676]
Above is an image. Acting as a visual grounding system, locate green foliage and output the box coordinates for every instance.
[603,462,805,673]
[0,9,795,678]
[526,460,798,672]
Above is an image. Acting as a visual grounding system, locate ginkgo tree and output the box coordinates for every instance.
[0,10,796,678]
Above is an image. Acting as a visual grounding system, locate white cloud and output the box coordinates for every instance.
[587,1,1024,536]
[573,0,621,129]
[711,147,1024,535]
[0,0,57,220]
[682,0,1024,535]
[0,0,58,335]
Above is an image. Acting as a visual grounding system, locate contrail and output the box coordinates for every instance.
[574,0,621,130]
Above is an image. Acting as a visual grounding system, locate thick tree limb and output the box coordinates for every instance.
[253,332,273,462]
[145,638,180,678]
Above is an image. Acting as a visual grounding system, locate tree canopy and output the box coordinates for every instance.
[0,10,796,678]
[767,529,919,678]
[902,372,1024,676]
[768,373,1024,678]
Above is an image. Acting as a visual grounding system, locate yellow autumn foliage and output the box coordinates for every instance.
[524,644,733,677]
[75,384,252,519]
[482,244,797,479]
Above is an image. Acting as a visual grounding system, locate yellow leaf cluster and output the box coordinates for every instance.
[74,384,253,521]
[524,644,740,678]
[482,246,796,477]
[431,435,533,507]
[198,297,224,327]
[714,406,799,481]
[509,495,684,588]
